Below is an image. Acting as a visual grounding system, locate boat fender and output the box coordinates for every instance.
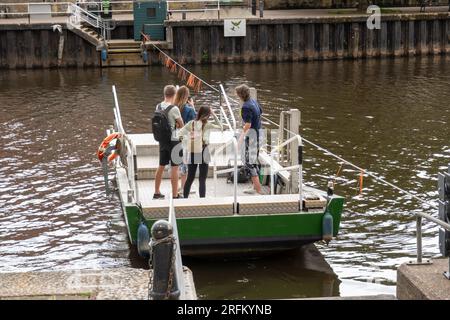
[137,222,151,258]
[101,48,108,62]
[142,50,148,63]
[322,210,333,244]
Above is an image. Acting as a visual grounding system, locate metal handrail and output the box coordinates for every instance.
[213,136,238,213]
[122,135,138,203]
[111,85,138,202]
[413,205,450,265]
[219,84,237,132]
[166,0,220,13]
[168,192,186,300]
[68,2,104,28]
[270,134,303,209]
[112,85,125,134]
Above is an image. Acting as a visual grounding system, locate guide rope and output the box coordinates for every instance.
[149,43,439,211]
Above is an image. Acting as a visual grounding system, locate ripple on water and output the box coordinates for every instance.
[1,58,450,298]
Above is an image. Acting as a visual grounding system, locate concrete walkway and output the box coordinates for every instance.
[0,267,197,300]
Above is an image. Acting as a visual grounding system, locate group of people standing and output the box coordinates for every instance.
[152,84,262,200]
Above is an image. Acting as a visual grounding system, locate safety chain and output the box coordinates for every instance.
[147,235,176,300]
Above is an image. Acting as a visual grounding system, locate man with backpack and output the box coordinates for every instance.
[152,85,184,199]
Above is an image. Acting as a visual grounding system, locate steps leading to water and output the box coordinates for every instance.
[68,23,104,49]
[102,39,147,67]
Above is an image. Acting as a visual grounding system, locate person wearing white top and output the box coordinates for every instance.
[178,106,223,198]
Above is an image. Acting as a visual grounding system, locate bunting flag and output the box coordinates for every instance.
[332,162,344,188]
[144,33,207,94]
[156,47,205,93]
[186,74,195,88]
[358,170,364,195]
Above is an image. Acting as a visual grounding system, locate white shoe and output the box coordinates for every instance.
[243,188,256,195]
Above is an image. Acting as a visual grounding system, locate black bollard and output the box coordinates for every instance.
[149,220,180,300]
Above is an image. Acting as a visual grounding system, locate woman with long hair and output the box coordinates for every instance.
[173,86,196,193]
[178,106,223,198]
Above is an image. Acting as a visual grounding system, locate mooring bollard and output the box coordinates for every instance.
[149,220,180,300]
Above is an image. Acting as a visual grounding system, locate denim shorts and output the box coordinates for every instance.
[179,163,188,175]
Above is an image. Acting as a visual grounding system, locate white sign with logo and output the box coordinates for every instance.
[224,19,246,37]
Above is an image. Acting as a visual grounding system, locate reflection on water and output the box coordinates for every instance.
[0,56,449,298]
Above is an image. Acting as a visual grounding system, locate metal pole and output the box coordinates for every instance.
[416,215,423,264]
[270,152,274,195]
[233,138,238,214]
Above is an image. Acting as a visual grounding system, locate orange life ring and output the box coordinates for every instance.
[97,133,121,162]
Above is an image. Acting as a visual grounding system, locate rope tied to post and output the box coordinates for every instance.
[147,41,439,211]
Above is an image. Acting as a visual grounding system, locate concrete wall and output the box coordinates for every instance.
[164,13,450,64]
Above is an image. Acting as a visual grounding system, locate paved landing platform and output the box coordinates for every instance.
[0,267,197,300]
[397,258,450,300]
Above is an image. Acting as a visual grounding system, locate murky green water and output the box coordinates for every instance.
[1,56,449,298]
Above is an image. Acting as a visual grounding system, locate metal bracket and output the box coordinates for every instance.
[444,257,450,280]
[406,259,433,266]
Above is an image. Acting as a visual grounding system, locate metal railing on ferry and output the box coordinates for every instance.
[270,134,304,209]
[112,85,138,204]
[213,136,239,213]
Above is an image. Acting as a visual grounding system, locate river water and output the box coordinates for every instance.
[1,56,449,299]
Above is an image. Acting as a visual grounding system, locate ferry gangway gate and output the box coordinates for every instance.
[269,134,303,210]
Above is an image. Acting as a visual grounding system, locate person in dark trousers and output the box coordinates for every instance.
[236,84,263,195]
[153,85,184,199]
[173,86,196,193]
[179,106,223,198]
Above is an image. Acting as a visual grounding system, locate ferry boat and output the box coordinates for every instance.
[104,85,345,257]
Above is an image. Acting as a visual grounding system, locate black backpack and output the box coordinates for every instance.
[152,104,175,146]
[227,166,250,184]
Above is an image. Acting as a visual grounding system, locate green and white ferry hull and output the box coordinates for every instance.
[109,85,345,257]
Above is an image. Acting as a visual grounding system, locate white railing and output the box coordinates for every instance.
[112,85,138,203]
[167,192,186,300]
[270,134,303,210]
[213,136,239,213]
[67,2,109,37]
[112,85,125,134]
[167,0,220,13]
[219,84,237,132]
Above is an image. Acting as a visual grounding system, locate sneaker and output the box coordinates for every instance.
[243,188,256,195]
[174,194,183,199]
[153,193,165,200]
